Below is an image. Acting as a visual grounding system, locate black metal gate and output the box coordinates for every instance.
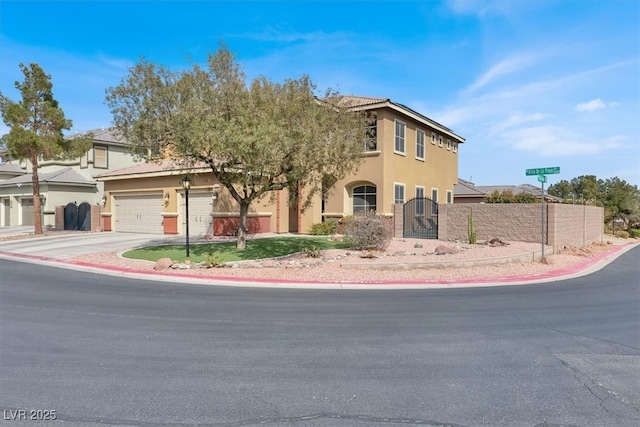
[64,202,91,231]
[403,197,438,239]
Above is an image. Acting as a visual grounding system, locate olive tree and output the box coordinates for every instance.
[0,63,92,234]
[106,45,367,249]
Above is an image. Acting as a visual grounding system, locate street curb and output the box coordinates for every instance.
[0,242,637,290]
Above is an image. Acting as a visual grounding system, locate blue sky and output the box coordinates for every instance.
[1,0,638,186]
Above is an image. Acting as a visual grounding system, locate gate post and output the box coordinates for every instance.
[393,204,403,238]
[437,203,448,241]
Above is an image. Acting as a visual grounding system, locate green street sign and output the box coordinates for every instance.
[537,175,547,183]
[526,166,560,176]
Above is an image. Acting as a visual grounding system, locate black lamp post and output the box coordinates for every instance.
[181,175,192,257]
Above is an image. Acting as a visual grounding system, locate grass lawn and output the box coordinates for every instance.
[122,236,349,263]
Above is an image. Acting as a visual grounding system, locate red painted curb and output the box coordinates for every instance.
[1,242,636,286]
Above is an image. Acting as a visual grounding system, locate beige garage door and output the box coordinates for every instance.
[114,194,163,234]
[182,192,213,236]
[21,198,35,226]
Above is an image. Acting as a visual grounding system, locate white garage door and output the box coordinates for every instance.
[182,192,213,236]
[114,194,163,234]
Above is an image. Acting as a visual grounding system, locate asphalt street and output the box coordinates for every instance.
[1,247,639,427]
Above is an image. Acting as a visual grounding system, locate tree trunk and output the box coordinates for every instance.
[31,153,43,235]
[236,201,249,249]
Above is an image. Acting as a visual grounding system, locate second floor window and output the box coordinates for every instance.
[365,113,377,151]
[395,120,405,154]
[416,130,425,160]
[94,146,108,168]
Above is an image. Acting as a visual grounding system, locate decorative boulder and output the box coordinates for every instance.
[154,258,173,270]
[434,245,458,255]
[489,238,509,246]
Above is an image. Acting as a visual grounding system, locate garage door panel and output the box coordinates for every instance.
[114,194,163,234]
[183,193,213,236]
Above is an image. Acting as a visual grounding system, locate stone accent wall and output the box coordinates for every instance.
[393,202,604,248]
[547,203,603,248]
[444,204,543,243]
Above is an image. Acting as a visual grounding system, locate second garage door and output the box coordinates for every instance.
[183,192,213,236]
[114,194,163,234]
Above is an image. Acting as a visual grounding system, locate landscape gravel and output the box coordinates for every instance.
[69,236,631,284]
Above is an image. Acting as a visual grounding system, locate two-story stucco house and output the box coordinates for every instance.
[0,128,140,227]
[95,95,464,237]
[322,96,464,220]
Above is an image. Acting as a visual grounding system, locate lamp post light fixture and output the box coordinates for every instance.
[181,175,192,257]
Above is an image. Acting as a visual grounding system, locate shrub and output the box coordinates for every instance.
[302,245,321,258]
[630,229,640,239]
[343,211,391,251]
[308,219,337,235]
[204,251,224,268]
[616,230,630,239]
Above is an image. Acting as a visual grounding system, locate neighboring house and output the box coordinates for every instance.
[453,178,487,203]
[96,95,465,235]
[0,128,140,227]
[454,179,561,203]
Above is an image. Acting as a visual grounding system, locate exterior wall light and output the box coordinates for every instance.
[164,192,170,203]
[100,195,107,206]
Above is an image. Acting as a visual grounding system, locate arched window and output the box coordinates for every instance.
[353,185,377,213]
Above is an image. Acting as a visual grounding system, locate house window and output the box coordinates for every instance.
[447,139,451,150]
[353,185,377,213]
[453,142,458,153]
[394,183,405,204]
[447,190,453,204]
[438,136,443,147]
[365,113,377,151]
[416,129,425,161]
[432,188,439,213]
[431,132,437,145]
[415,186,425,215]
[94,146,108,169]
[394,120,406,154]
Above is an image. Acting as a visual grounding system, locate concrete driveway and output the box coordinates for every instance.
[0,231,176,259]
[0,225,36,238]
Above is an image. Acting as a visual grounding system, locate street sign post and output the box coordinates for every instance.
[526,167,560,260]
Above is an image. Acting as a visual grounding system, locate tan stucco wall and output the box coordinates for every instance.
[101,172,304,234]
[436,203,604,248]
[547,203,604,248]
[324,106,460,217]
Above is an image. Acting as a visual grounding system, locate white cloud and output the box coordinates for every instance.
[576,98,605,111]
[489,113,550,135]
[465,53,541,93]
[503,126,626,157]
[575,98,619,112]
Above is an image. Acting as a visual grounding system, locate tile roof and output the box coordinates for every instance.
[0,163,24,174]
[333,95,389,108]
[94,159,208,178]
[333,95,464,142]
[67,128,129,145]
[0,167,96,186]
[454,179,486,197]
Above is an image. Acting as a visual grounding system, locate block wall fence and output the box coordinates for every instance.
[394,203,604,249]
